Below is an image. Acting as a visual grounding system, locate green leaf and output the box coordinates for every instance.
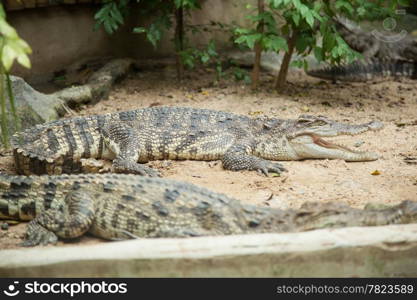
[313,1,322,12]
[174,0,182,9]
[147,23,162,48]
[292,13,300,26]
[207,40,217,56]
[110,5,124,25]
[103,21,113,34]
[264,36,288,52]
[94,2,126,35]
[290,60,304,68]
[234,28,252,35]
[295,36,309,53]
[2,45,15,71]
[246,33,262,49]
[322,31,336,52]
[94,6,107,20]
[0,19,17,38]
[311,9,322,22]
[304,11,314,28]
[335,1,354,15]
[181,51,195,68]
[292,0,302,10]
[16,52,31,69]
[235,33,262,49]
[200,53,210,63]
[133,27,146,33]
[357,6,366,16]
[313,47,323,62]
[298,4,308,17]
[2,36,32,71]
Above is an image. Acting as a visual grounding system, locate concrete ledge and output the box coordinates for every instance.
[1,224,417,277]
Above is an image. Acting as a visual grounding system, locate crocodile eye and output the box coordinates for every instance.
[312,120,328,126]
[296,119,311,125]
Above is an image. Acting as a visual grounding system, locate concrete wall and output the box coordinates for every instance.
[7,1,254,82]
[7,4,143,83]
[1,224,417,277]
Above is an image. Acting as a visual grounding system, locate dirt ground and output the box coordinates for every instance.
[1,64,416,248]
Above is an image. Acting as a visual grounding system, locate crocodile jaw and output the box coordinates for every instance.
[289,134,379,161]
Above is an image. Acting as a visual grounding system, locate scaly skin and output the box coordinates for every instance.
[334,16,417,62]
[11,107,383,176]
[307,58,417,82]
[0,173,416,246]
[307,16,417,82]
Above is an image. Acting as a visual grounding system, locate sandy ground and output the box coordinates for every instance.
[1,64,416,248]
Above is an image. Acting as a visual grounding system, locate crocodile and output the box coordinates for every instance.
[307,16,417,82]
[307,58,417,82]
[334,15,417,62]
[11,107,383,176]
[0,173,416,246]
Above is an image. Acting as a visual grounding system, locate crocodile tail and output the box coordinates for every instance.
[306,59,417,82]
[11,115,108,175]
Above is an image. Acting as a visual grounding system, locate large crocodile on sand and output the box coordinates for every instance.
[0,173,415,246]
[11,107,383,176]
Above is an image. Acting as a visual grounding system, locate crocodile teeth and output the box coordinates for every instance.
[315,137,373,154]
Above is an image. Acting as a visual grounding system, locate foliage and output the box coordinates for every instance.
[233,0,408,88]
[135,0,222,79]
[95,0,226,79]
[179,39,217,68]
[133,14,172,49]
[231,67,251,83]
[133,0,197,47]
[0,3,32,147]
[94,0,408,88]
[94,0,131,34]
[0,5,31,71]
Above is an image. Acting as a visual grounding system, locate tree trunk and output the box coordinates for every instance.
[251,0,264,90]
[175,6,184,81]
[274,30,298,90]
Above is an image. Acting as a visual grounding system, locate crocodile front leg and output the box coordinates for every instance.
[102,122,160,177]
[22,190,95,246]
[222,143,287,176]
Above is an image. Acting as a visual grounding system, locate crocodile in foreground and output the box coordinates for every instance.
[0,173,416,246]
[307,16,417,82]
[11,107,383,176]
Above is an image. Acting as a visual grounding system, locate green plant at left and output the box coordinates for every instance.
[0,3,32,147]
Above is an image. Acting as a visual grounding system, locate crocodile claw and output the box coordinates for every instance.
[133,165,161,177]
[112,160,161,177]
[21,223,58,247]
[256,161,287,176]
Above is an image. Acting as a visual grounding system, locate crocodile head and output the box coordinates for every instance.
[260,115,383,161]
[398,200,417,223]
[286,115,383,161]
